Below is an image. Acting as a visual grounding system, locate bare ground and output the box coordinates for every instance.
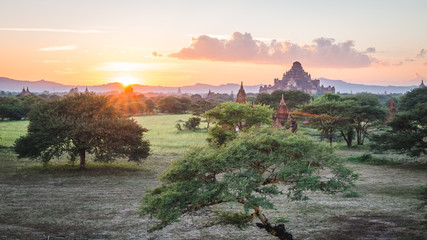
[1,149,426,240]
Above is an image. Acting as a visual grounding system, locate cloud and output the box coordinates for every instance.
[416,49,425,58]
[365,47,376,53]
[169,32,373,68]
[38,45,77,51]
[0,27,103,33]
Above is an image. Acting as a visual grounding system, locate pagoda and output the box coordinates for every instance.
[236,81,246,103]
[273,94,289,128]
[259,61,335,94]
[387,96,397,122]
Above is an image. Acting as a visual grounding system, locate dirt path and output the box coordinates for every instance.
[1,150,426,239]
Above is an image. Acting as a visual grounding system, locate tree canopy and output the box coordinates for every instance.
[205,102,273,145]
[140,127,357,239]
[370,87,427,156]
[256,90,311,110]
[14,93,150,168]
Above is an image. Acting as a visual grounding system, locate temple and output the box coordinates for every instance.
[420,80,425,88]
[259,61,335,94]
[387,96,397,122]
[236,81,246,103]
[273,94,289,127]
[18,87,32,96]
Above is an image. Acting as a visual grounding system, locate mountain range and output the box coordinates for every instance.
[0,77,420,94]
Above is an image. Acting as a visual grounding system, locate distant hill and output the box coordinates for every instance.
[0,76,419,94]
[318,78,417,94]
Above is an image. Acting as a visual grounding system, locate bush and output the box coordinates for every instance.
[347,153,395,165]
[175,123,183,131]
[343,190,359,198]
[184,116,201,130]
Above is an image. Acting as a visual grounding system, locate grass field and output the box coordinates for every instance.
[0,115,426,239]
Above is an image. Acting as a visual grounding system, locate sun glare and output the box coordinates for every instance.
[114,76,140,86]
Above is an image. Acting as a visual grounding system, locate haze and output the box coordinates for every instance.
[1,0,426,87]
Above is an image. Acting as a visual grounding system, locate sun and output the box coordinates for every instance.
[113,76,140,86]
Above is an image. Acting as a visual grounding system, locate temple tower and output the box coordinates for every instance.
[236,81,246,103]
[387,96,397,121]
[275,94,289,127]
[420,80,425,88]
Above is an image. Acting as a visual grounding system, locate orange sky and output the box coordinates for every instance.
[1,1,426,87]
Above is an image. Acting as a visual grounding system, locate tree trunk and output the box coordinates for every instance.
[340,129,354,148]
[79,149,86,169]
[253,206,293,240]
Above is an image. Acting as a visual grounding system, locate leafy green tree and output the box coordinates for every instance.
[256,90,311,110]
[143,99,156,114]
[342,93,387,145]
[14,93,150,168]
[140,127,357,239]
[205,102,273,145]
[370,87,427,156]
[184,116,201,130]
[298,95,352,147]
[156,96,190,114]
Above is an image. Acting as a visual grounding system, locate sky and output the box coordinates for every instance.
[1,0,426,87]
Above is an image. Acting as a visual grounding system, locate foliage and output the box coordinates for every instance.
[298,93,386,147]
[342,93,387,145]
[14,93,150,168]
[157,96,191,114]
[342,190,359,198]
[175,123,183,131]
[205,102,273,145]
[416,185,427,206]
[0,95,46,120]
[370,87,427,156]
[347,153,395,165]
[255,90,311,110]
[298,95,352,147]
[184,116,201,130]
[139,127,357,238]
[191,100,216,116]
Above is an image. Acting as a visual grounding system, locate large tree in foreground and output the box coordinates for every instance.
[140,127,357,239]
[14,93,150,168]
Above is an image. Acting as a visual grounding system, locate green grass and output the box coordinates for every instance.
[0,120,28,146]
[0,114,209,154]
[135,114,208,154]
[347,153,396,165]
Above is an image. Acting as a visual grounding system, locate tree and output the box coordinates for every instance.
[140,127,357,239]
[156,96,190,114]
[370,87,427,156]
[205,102,273,145]
[298,95,352,147]
[342,93,387,145]
[256,90,311,110]
[184,116,201,130]
[14,93,150,168]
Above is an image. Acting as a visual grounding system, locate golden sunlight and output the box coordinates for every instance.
[113,76,140,86]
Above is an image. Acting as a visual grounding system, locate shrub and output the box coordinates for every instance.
[347,153,395,165]
[175,123,183,131]
[184,116,201,130]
